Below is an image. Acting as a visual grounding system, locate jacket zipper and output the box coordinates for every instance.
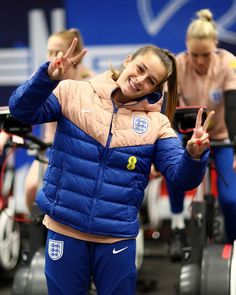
[88,103,119,230]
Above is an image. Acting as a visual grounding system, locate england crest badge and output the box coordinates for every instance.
[209,89,223,104]
[48,239,64,261]
[133,116,148,134]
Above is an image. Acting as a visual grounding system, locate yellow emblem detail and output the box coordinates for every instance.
[127,156,137,170]
[229,60,236,70]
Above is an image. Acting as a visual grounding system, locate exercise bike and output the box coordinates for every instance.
[0,106,50,294]
[0,106,33,277]
[11,138,49,295]
[174,106,236,295]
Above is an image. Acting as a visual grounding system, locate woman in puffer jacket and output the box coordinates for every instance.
[9,38,214,295]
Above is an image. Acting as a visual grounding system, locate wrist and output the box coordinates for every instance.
[186,149,201,161]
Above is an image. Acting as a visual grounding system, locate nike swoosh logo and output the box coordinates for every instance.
[112,246,128,254]
[81,108,94,113]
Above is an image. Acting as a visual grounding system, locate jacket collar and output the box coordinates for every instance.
[89,71,163,112]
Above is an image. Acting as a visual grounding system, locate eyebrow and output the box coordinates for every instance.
[190,51,211,56]
[141,63,158,83]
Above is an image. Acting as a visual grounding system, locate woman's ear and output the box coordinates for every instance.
[123,55,132,67]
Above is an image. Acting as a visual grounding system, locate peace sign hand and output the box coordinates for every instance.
[47,38,87,80]
[186,108,215,159]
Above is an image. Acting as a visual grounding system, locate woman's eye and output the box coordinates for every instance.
[137,66,144,72]
[149,79,155,86]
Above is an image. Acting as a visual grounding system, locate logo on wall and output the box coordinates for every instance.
[137,0,189,36]
[137,0,236,44]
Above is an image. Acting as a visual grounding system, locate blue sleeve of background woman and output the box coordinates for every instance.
[9,62,61,125]
[154,137,209,191]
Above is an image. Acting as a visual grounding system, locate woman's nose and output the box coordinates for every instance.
[196,56,205,64]
[136,75,146,84]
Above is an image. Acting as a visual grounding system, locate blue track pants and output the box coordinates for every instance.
[45,230,137,295]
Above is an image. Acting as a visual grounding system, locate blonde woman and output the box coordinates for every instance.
[168,9,236,261]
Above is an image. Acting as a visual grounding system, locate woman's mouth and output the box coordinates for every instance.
[129,79,140,91]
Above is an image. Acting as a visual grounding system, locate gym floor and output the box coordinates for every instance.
[136,222,182,295]
[0,221,181,295]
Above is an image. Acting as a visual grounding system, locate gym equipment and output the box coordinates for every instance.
[0,106,49,292]
[0,196,21,274]
[179,191,236,294]
[174,106,236,295]
[12,248,47,295]
[0,106,32,275]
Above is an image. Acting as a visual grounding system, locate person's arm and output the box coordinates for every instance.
[9,62,61,125]
[224,90,236,142]
[9,38,87,125]
[154,109,214,191]
[154,137,209,191]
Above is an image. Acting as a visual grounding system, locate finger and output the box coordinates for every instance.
[200,133,209,143]
[51,52,62,67]
[71,48,88,65]
[189,133,209,146]
[196,139,202,146]
[57,51,64,58]
[202,111,215,132]
[198,138,210,147]
[53,51,63,67]
[195,108,203,129]
[51,57,58,68]
[186,138,196,147]
[64,37,78,58]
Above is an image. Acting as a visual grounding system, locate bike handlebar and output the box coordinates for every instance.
[6,133,51,153]
[23,133,51,150]
[210,140,235,148]
[173,106,236,151]
[1,106,51,151]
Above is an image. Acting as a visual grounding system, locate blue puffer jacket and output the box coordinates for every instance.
[9,63,209,238]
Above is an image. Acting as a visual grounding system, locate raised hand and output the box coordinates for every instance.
[186,108,215,159]
[47,38,87,80]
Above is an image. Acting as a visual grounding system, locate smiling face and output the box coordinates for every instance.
[186,38,217,75]
[115,51,167,104]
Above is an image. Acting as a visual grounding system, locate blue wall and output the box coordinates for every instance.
[1,0,236,105]
[65,0,236,53]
